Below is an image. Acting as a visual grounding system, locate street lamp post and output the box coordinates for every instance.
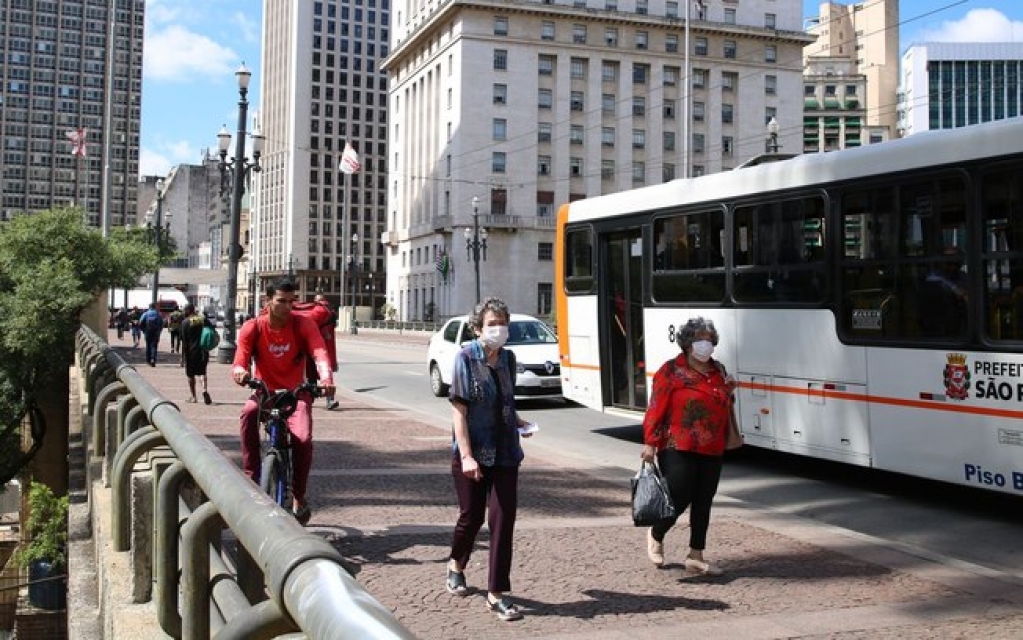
[150,178,165,306]
[216,63,264,364]
[767,117,781,154]
[464,196,488,305]
[349,233,358,334]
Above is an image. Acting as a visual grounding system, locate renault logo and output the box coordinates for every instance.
[544,361,555,374]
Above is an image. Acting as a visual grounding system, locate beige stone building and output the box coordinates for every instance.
[804,0,900,143]
[384,0,813,323]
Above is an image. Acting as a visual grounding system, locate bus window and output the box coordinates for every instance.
[981,162,1023,341]
[652,209,725,302]
[733,196,827,303]
[564,226,594,294]
[839,173,969,342]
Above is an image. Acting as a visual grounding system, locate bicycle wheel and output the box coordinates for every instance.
[260,452,288,508]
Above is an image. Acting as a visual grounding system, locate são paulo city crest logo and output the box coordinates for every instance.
[943,353,970,400]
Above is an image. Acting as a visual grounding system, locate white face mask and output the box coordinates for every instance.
[480,325,509,350]
[690,340,714,362]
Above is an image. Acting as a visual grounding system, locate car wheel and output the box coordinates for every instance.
[430,362,450,397]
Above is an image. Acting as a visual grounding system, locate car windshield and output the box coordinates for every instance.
[506,320,557,345]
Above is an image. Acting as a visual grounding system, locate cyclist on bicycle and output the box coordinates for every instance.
[232,277,336,524]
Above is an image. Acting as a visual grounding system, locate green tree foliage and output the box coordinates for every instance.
[0,207,157,482]
[14,481,70,568]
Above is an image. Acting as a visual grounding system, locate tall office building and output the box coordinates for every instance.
[384,0,812,322]
[0,0,144,229]
[254,0,390,316]
[899,43,1023,136]
[805,0,899,140]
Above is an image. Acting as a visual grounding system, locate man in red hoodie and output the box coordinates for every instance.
[232,278,336,525]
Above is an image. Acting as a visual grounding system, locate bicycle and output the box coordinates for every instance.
[245,378,321,517]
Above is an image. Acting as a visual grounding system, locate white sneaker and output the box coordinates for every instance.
[647,529,664,567]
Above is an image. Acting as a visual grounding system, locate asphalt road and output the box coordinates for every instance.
[339,330,1023,582]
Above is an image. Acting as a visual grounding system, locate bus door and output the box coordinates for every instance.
[604,231,647,410]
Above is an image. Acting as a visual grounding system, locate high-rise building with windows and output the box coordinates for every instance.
[254,0,390,315]
[383,0,812,322]
[804,1,899,140]
[898,42,1023,137]
[0,0,144,228]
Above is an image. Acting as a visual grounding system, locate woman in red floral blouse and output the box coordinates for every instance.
[641,316,735,575]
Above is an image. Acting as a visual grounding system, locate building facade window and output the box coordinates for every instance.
[724,40,736,59]
[538,122,552,142]
[601,159,615,180]
[539,88,553,109]
[695,37,708,56]
[570,124,584,144]
[664,66,679,85]
[664,99,676,118]
[602,94,616,114]
[493,83,507,104]
[765,75,777,95]
[765,13,776,29]
[605,28,618,47]
[722,103,733,123]
[663,131,676,151]
[765,45,777,63]
[666,34,678,53]
[693,101,705,121]
[693,133,705,153]
[602,126,615,146]
[494,49,507,70]
[632,96,646,116]
[540,21,555,40]
[636,31,648,50]
[493,152,506,172]
[538,155,551,175]
[692,68,706,88]
[570,157,583,176]
[571,91,584,110]
[538,242,554,261]
[632,129,646,148]
[493,118,507,140]
[539,54,555,75]
[571,57,586,79]
[602,60,618,81]
[724,8,736,24]
[494,16,508,35]
[573,24,587,44]
[632,161,645,184]
[722,136,734,156]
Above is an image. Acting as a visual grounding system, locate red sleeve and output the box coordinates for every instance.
[232,316,259,372]
[642,359,675,448]
[296,315,333,384]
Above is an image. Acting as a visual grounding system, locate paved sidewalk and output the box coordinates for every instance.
[109,329,1023,639]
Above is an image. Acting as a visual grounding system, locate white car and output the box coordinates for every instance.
[427,314,562,398]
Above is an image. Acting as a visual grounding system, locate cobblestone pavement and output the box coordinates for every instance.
[110,328,1023,639]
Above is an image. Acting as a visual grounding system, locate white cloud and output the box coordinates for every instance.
[143,25,239,82]
[139,140,201,177]
[231,11,260,45]
[916,8,1023,43]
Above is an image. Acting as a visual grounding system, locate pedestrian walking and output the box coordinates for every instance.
[129,306,142,348]
[312,294,340,409]
[167,307,184,353]
[640,316,736,575]
[139,303,164,367]
[445,297,534,622]
[180,304,212,404]
[115,307,129,340]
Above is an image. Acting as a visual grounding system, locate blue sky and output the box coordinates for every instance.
[139,1,1023,176]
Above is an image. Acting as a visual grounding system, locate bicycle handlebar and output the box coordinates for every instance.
[245,378,324,398]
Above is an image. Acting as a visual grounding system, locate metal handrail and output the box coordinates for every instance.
[77,325,415,639]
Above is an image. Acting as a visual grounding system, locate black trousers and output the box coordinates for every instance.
[650,449,723,550]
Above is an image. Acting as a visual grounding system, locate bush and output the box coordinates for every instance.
[15,481,69,569]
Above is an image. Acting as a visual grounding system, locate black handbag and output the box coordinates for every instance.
[631,461,676,526]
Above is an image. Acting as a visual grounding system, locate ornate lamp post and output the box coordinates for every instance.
[767,117,781,154]
[149,178,166,305]
[349,233,359,334]
[216,63,264,364]
[464,196,488,305]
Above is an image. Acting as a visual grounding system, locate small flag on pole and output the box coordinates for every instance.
[339,141,361,174]
[66,128,88,157]
[435,249,450,283]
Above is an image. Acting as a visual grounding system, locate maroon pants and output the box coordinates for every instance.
[239,395,313,502]
[449,457,519,594]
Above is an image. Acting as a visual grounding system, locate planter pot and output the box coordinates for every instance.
[27,559,66,611]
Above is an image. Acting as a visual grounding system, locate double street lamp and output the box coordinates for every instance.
[349,233,359,334]
[149,178,166,306]
[216,63,264,364]
[464,196,488,305]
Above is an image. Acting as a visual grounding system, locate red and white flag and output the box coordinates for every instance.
[66,128,88,157]
[339,141,361,174]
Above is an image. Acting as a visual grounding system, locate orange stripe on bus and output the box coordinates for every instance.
[561,362,1023,420]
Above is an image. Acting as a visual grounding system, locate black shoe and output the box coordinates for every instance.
[325,399,340,410]
[293,503,312,526]
[445,569,468,597]
[488,596,523,621]
[202,391,212,405]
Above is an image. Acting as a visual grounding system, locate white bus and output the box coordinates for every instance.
[555,117,1023,495]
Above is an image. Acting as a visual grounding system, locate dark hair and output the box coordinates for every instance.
[269,278,297,296]
[676,316,719,353]
[184,303,195,314]
[469,296,510,330]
